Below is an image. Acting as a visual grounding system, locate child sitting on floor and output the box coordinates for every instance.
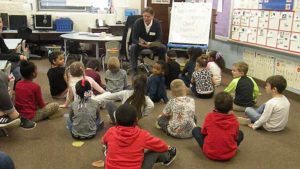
[94,74,154,124]
[105,57,128,93]
[207,51,225,87]
[47,51,68,99]
[224,61,260,112]
[61,61,106,107]
[15,61,60,122]
[164,50,181,89]
[147,60,168,103]
[239,75,290,132]
[156,79,196,138]
[192,92,243,161]
[181,47,203,87]
[67,79,103,140]
[85,58,105,94]
[0,70,35,129]
[191,55,215,98]
[101,103,177,168]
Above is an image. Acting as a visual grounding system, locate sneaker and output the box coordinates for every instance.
[155,121,161,129]
[0,115,21,128]
[238,117,251,125]
[162,147,176,166]
[20,117,36,130]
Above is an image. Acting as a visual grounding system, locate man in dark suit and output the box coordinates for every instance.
[130,7,166,73]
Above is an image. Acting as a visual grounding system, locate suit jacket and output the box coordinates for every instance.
[0,36,20,62]
[132,18,163,45]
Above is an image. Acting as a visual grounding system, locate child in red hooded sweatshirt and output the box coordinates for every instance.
[192,92,244,161]
[101,103,176,169]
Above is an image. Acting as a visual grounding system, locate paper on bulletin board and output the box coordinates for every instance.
[268,11,280,29]
[231,26,240,40]
[275,58,300,90]
[248,28,257,43]
[249,10,259,27]
[290,33,300,52]
[243,50,256,77]
[217,0,223,12]
[258,11,270,29]
[292,12,300,32]
[239,27,249,42]
[256,29,268,45]
[276,31,291,50]
[240,10,251,26]
[295,0,300,10]
[279,12,293,31]
[254,52,275,81]
[266,30,278,48]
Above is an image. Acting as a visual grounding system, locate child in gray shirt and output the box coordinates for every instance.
[67,79,103,140]
[105,57,128,93]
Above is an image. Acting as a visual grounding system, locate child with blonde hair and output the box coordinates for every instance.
[61,61,106,108]
[105,57,128,93]
[156,79,196,138]
[191,55,215,98]
[224,61,260,112]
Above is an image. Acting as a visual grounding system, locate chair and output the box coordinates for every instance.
[102,41,121,71]
[17,27,41,59]
[65,40,88,65]
[120,15,154,73]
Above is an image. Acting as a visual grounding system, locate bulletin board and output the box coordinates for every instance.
[230,2,300,56]
[243,50,275,81]
[243,50,300,91]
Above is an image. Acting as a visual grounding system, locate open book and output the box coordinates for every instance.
[139,37,162,48]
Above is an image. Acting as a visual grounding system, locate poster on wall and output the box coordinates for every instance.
[151,0,170,4]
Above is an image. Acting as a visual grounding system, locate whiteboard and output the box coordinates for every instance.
[168,2,212,45]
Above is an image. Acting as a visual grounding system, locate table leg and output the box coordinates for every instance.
[96,42,100,60]
[64,39,67,64]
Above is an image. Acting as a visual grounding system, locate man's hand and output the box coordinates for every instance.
[138,42,150,48]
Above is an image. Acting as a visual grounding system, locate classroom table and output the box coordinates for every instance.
[60,32,122,61]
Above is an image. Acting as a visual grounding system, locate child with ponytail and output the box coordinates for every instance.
[67,79,103,140]
[207,51,225,86]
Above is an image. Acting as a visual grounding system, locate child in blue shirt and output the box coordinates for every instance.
[147,60,169,103]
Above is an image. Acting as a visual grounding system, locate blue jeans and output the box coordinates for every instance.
[245,104,265,123]
[0,151,15,169]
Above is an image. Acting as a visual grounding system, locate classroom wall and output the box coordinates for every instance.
[0,0,141,32]
[209,39,300,95]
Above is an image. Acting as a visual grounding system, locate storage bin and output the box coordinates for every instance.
[54,18,73,32]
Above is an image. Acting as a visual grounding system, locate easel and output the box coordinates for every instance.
[168,1,213,52]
